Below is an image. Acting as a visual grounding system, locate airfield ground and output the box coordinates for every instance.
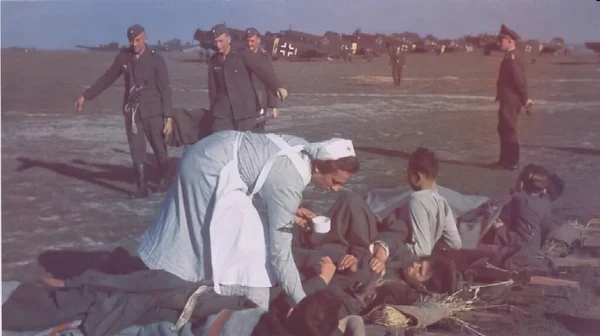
[2,49,600,335]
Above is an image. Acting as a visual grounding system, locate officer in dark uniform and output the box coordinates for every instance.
[75,24,173,199]
[245,27,279,132]
[207,24,287,133]
[390,45,405,86]
[495,24,533,171]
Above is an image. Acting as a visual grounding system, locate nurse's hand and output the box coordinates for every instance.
[294,207,316,231]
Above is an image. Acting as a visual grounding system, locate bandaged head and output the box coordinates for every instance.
[305,138,356,161]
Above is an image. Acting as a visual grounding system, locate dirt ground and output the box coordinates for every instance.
[2,49,600,335]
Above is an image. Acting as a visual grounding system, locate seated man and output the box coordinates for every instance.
[483,163,553,254]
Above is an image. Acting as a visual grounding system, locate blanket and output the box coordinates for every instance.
[365,185,491,248]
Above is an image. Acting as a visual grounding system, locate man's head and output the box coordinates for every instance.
[497,24,520,52]
[306,138,359,192]
[285,290,342,336]
[246,27,261,52]
[515,164,550,195]
[406,147,438,191]
[404,256,455,294]
[211,24,231,54]
[127,24,147,54]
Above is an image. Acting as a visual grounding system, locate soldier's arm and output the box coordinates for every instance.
[509,56,529,105]
[263,54,280,109]
[155,54,173,118]
[241,49,281,93]
[82,52,126,101]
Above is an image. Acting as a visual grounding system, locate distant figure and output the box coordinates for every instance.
[341,44,352,63]
[390,45,406,86]
[207,24,288,133]
[74,24,173,199]
[245,27,279,132]
[494,24,533,171]
[364,47,372,62]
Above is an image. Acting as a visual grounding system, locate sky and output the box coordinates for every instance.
[1,0,599,49]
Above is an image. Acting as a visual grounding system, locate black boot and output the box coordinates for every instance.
[157,161,171,192]
[132,164,149,199]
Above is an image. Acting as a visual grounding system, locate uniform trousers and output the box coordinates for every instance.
[124,110,169,166]
[497,98,521,166]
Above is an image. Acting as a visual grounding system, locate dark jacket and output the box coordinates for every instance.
[489,192,552,254]
[496,49,528,106]
[251,48,280,112]
[2,270,256,336]
[208,47,281,121]
[83,46,173,119]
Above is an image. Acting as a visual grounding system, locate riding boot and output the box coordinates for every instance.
[132,164,149,199]
[157,161,171,192]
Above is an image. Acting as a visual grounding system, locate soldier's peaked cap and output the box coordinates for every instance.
[211,24,229,37]
[127,24,145,40]
[246,27,260,38]
[498,24,521,41]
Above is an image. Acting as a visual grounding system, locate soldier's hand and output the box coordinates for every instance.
[524,99,533,116]
[276,88,288,101]
[163,118,174,137]
[75,96,85,112]
[272,108,279,119]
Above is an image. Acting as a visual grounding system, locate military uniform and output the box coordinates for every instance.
[495,24,530,170]
[207,24,282,133]
[81,24,172,198]
[390,45,405,86]
[246,27,280,132]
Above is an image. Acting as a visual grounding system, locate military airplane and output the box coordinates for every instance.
[193,26,338,61]
[152,39,199,52]
[540,37,569,55]
[75,42,125,51]
[341,29,387,58]
[76,39,198,52]
[585,42,600,62]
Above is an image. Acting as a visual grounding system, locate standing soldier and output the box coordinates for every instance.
[495,24,533,171]
[390,45,406,86]
[74,24,174,199]
[207,24,288,133]
[245,27,279,132]
[342,44,351,63]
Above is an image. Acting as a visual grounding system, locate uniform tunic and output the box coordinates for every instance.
[495,48,529,166]
[137,131,311,305]
[83,47,173,120]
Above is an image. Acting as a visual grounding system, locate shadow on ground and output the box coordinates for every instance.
[522,145,600,156]
[15,156,180,196]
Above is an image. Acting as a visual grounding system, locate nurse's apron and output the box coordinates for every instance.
[209,133,311,294]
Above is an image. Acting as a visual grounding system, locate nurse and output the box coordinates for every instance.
[137,130,359,309]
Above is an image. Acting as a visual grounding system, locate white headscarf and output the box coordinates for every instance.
[305,138,356,160]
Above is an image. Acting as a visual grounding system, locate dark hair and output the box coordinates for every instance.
[312,156,360,174]
[420,257,456,294]
[518,164,550,194]
[407,147,438,179]
[285,290,342,336]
